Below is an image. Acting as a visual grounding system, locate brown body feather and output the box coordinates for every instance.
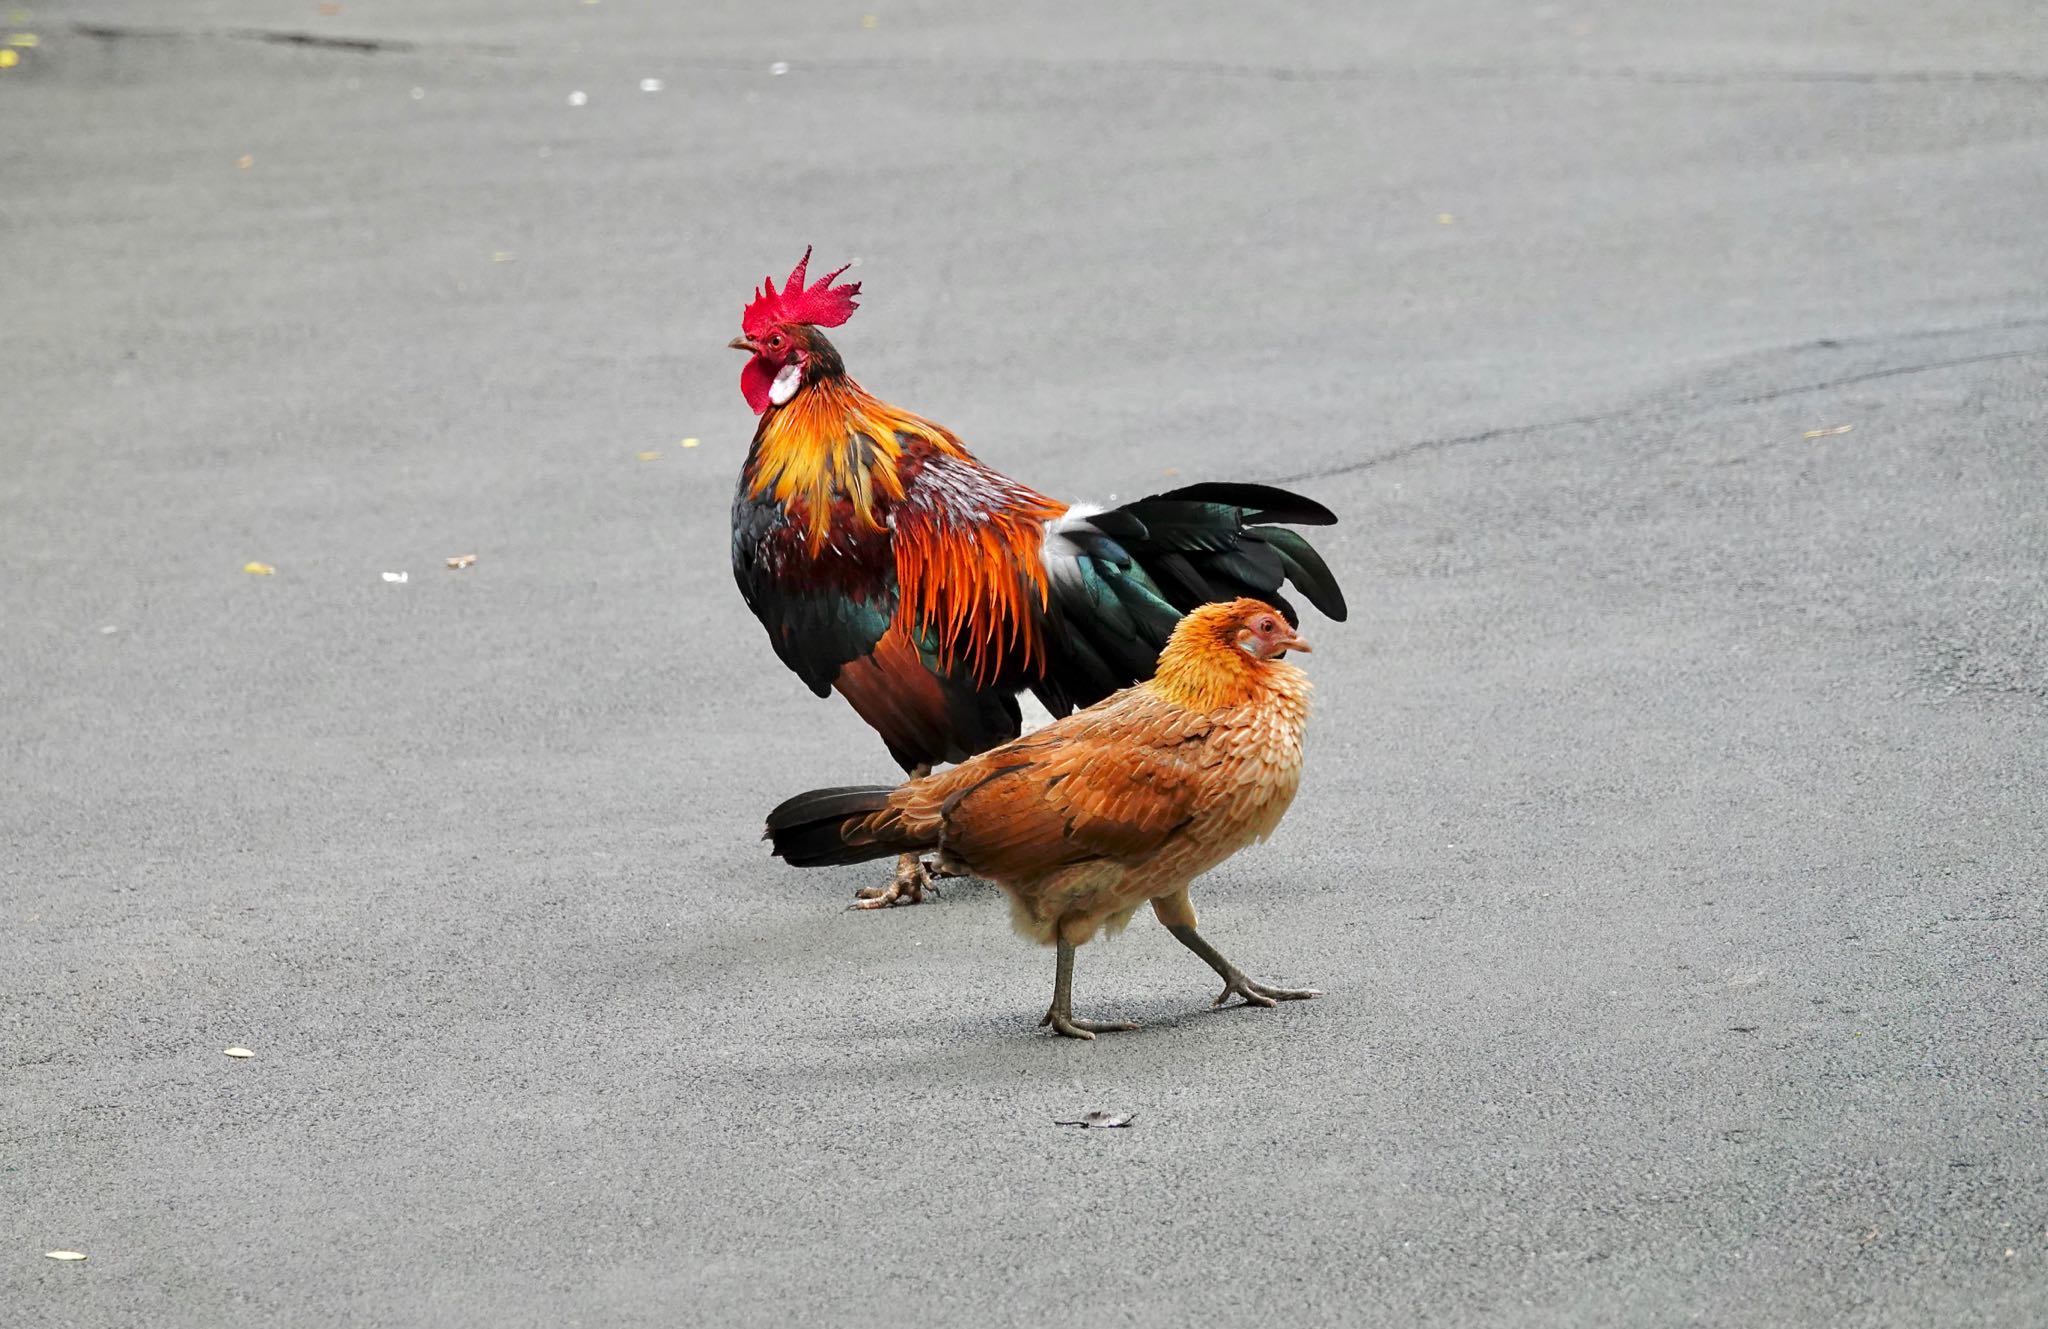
[769,600,1312,947]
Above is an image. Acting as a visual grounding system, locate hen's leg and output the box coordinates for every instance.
[1165,923,1321,1008]
[852,764,935,909]
[1038,939,1138,1040]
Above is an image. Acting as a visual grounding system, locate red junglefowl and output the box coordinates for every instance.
[730,249,1347,908]
[766,599,1320,1039]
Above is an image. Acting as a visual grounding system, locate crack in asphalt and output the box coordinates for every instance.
[68,21,512,57]
[1270,333,2048,485]
[1055,57,2048,88]
[58,23,2048,87]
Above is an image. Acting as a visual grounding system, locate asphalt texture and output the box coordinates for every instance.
[5,3,2047,1325]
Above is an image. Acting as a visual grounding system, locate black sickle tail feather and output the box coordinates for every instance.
[764,785,927,868]
[1034,482,1349,716]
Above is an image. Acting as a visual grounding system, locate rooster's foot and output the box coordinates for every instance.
[851,855,933,910]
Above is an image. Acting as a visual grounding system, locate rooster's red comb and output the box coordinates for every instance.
[741,247,861,337]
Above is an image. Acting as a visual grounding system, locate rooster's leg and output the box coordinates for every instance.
[1038,939,1138,1040]
[1165,924,1321,1008]
[852,764,937,909]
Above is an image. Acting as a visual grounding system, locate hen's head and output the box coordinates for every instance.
[1154,598,1313,709]
[728,247,861,415]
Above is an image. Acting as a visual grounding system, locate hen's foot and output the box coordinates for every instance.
[1038,937,1136,1039]
[1212,970,1322,1008]
[851,855,932,909]
[1037,1008,1139,1041]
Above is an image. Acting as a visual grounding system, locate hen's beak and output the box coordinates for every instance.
[728,336,755,353]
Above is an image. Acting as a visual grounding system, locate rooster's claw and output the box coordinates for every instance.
[851,855,934,909]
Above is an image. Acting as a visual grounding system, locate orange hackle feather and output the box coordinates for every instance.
[747,376,917,542]
[745,375,1066,686]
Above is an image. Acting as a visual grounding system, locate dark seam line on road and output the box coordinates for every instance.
[56,26,2048,85]
[68,22,514,57]
[1269,345,2048,485]
[1077,58,2048,88]
[1721,347,2048,407]
[226,28,417,55]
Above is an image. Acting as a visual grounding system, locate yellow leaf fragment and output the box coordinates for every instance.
[1436,213,1456,225]
[861,14,879,27]
[243,562,275,576]
[237,154,254,169]
[490,251,515,263]
[7,31,37,46]
[223,1047,254,1058]
[445,554,477,570]
[680,437,701,448]
[637,450,663,462]
[0,49,17,68]
[44,1251,87,1262]
[1802,424,1853,439]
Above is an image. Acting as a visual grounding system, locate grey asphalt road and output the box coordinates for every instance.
[5,2,2046,1325]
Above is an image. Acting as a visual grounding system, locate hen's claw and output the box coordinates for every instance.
[1038,1008,1140,1041]
[1212,971,1321,1008]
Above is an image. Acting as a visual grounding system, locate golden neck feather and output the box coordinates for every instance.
[746,376,968,549]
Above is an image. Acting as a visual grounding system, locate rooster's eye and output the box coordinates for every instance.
[768,334,784,349]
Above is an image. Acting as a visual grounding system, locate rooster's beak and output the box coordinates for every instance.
[1275,633,1312,656]
[728,336,755,353]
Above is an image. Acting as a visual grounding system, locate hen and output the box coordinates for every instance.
[730,250,1347,908]
[765,598,1319,1039]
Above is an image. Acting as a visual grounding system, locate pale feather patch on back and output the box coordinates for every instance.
[1041,504,1109,587]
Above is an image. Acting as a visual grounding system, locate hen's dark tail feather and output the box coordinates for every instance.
[764,785,925,867]
[1033,481,1350,715]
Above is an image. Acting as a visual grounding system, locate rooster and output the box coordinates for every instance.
[730,250,1347,907]
[765,599,1320,1038]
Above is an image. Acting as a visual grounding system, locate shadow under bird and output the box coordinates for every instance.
[766,598,1321,1039]
[728,250,1349,907]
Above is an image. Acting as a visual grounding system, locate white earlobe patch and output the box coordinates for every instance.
[769,362,802,406]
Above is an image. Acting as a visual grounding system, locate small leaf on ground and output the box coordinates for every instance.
[1054,1111,1136,1129]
